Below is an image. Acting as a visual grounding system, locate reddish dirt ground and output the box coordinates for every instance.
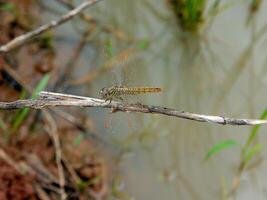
[0,1,109,199]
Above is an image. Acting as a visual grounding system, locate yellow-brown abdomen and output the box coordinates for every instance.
[118,87,162,95]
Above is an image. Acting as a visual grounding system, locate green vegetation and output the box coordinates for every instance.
[0,117,7,131]
[204,140,241,161]
[240,109,267,168]
[38,32,54,49]
[11,74,50,133]
[206,109,267,166]
[205,109,267,164]
[77,176,101,192]
[168,0,207,32]
[104,39,114,57]
[137,39,150,50]
[0,2,16,13]
[167,0,227,33]
[206,108,267,196]
[73,132,85,146]
[249,0,262,13]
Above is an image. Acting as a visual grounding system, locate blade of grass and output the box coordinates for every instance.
[11,74,50,133]
[137,39,150,50]
[0,117,9,143]
[0,117,7,131]
[243,108,267,154]
[0,3,15,12]
[104,39,114,57]
[73,132,85,146]
[205,140,241,161]
[13,89,27,117]
[0,2,18,17]
[31,74,50,99]
[244,144,263,166]
[77,176,101,192]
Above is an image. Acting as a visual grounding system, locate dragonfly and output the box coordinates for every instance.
[100,85,162,103]
[100,85,162,128]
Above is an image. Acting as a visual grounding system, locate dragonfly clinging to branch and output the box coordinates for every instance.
[100,85,162,102]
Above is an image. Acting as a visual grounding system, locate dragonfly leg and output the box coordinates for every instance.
[118,96,124,101]
[104,98,112,103]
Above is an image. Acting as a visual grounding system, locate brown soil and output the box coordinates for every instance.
[0,1,110,199]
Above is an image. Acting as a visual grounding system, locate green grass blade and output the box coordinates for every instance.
[104,39,114,57]
[73,133,85,146]
[11,74,50,133]
[11,108,30,132]
[243,108,267,153]
[10,89,28,132]
[0,118,7,131]
[205,140,241,161]
[0,3,15,12]
[31,74,50,99]
[12,89,27,117]
[137,40,150,50]
[244,144,263,166]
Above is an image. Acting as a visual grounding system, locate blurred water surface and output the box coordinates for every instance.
[45,0,267,199]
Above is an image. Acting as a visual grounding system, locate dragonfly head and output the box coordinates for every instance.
[100,87,109,99]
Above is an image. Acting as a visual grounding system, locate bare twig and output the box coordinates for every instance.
[1,58,32,91]
[2,56,98,145]
[44,110,67,200]
[0,148,24,173]
[0,148,66,197]
[34,184,51,200]
[0,0,103,53]
[25,154,60,188]
[55,0,131,41]
[0,91,266,126]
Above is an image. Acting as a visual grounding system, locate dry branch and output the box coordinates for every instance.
[0,0,103,53]
[55,0,130,41]
[0,91,266,126]
[44,111,67,200]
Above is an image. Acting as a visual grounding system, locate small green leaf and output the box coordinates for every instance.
[88,175,101,185]
[73,133,85,146]
[76,179,87,192]
[11,74,50,132]
[31,74,50,99]
[11,89,28,132]
[38,33,54,49]
[104,40,114,57]
[0,3,15,12]
[0,118,7,131]
[137,40,150,50]
[76,176,101,192]
[244,144,263,165]
[205,140,240,161]
[243,108,267,153]
[11,108,30,133]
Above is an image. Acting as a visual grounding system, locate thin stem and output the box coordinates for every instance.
[0,91,266,126]
[0,0,103,53]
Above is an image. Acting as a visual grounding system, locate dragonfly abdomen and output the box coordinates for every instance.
[100,86,162,102]
[117,87,162,95]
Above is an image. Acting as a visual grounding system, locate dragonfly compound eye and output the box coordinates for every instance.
[100,87,108,98]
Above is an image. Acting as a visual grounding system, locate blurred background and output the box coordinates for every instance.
[0,0,267,199]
